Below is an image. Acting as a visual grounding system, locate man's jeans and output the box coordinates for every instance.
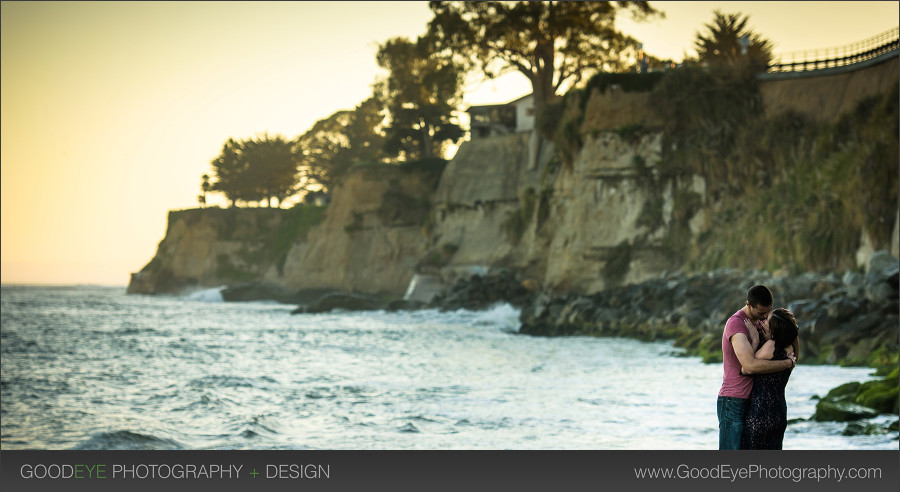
[717,396,748,450]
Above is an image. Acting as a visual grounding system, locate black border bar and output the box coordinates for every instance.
[1,450,898,492]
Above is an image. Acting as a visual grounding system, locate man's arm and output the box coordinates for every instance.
[732,333,794,374]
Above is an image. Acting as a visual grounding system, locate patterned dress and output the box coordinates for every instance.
[741,346,793,449]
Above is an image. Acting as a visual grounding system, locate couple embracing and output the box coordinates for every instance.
[718,285,800,450]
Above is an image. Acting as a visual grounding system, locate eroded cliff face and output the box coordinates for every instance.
[127,208,292,294]
[275,165,437,296]
[129,165,438,297]
[426,130,707,296]
[540,132,707,294]
[422,133,554,282]
[425,55,900,295]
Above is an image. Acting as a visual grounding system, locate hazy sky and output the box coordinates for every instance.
[2,1,898,286]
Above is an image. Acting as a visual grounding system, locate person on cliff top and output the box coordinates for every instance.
[741,307,799,449]
[717,285,796,450]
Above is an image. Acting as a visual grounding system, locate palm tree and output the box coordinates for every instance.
[694,10,773,71]
[200,174,210,207]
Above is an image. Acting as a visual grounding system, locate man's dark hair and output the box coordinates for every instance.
[747,285,773,308]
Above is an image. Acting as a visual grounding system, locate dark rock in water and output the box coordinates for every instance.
[292,293,387,314]
[385,299,426,311]
[221,283,304,303]
[429,271,535,311]
[824,382,862,401]
[813,400,880,422]
[842,422,890,436]
[852,369,900,415]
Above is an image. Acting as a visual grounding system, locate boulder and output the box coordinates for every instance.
[386,299,427,311]
[292,293,387,314]
[853,369,900,414]
[221,283,302,303]
[823,381,862,401]
[812,400,880,422]
[864,251,900,308]
[842,422,890,436]
[429,272,535,311]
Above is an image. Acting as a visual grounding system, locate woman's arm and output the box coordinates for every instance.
[733,333,794,375]
[755,339,776,360]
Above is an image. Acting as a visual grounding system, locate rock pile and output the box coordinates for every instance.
[516,253,899,369]
[427,271,537,311]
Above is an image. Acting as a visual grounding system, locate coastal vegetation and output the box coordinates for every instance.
[693,10,773,70]
[530,7,898,275]
[208,134,298,208]
[426,1,662,117]
[197,1,664,209]
[376,37,466,161]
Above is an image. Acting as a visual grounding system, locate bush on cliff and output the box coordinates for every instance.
[686,83,899,273]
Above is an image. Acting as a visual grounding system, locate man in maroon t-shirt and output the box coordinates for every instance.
[717,285,796,449]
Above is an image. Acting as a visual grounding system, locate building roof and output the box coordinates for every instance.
[466,92,533,112]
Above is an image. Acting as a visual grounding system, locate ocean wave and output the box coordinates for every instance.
[182,287,226,303]
[229,414,281,439]
[188,375,275,389]
[441,303,522,332]
[72,430,183,450]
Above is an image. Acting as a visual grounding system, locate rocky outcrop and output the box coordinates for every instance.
[127,208,296,295]
[291,292,387,314]
[427,270,538,311]
[812,367,899,422]
[128,164,441,299]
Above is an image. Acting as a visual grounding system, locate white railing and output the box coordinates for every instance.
[768,27,899,73]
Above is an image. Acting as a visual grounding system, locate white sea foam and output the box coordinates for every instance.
[470,303,521,329]
[2,285,894,451]
[439,302,522,332]
[183,286,225,303]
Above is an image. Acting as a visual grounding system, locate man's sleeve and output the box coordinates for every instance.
[723,316,749,342]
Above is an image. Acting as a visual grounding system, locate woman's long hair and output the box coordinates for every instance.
[768,308,798,351]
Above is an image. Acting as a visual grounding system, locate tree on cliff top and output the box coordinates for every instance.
[210,138,245,207]
[693,10,773,71]
[240,133,298,207]
[376,36,466,161]
[208,134,299,207]
[294,96,386,192]
[425,1,662,116]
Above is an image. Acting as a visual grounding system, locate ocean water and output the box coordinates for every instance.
[1,285,896,450]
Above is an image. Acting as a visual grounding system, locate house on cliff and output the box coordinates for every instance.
[467,93,535,139]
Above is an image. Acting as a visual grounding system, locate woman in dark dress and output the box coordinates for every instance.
[741,308,799,450]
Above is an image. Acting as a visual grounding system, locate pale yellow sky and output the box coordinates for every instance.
[2,1,898,286]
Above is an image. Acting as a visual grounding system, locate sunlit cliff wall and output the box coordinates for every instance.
[274,166,436,296]
[129,53,898,298]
